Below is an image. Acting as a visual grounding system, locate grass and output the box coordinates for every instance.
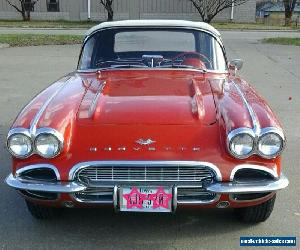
[212,22,299,30]
[0,34,84,47]
[0,20,299,30]
[262,37,300,46]
[0,20,98,29]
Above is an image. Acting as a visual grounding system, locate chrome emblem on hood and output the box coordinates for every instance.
[135,138,156,145]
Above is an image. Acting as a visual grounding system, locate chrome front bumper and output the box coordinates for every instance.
[5,173,289,195]
[6,174,86,193]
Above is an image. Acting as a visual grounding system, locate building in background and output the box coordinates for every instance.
[0,0,256,23]
[256,1,300,25]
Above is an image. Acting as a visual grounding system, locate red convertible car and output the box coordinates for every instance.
[6,20,288,222]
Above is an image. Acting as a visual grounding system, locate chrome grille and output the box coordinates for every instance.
[177,187,216,202]
[75,187,114,203]
[73,187,217,204]
[76,165,215,183]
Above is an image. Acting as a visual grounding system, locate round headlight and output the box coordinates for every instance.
[229,133,254,158]
[35,133,62,158]
[7,133,33,158]
[258,132,283,158]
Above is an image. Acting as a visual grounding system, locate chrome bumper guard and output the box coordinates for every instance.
[5,173,289,195]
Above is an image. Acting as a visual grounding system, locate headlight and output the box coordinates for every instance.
[7,133,33,158]
[35,131,63,158]
[229,131,254,158]
[258,132,283,158]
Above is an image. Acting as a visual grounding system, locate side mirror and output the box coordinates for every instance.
[228,59,243,71]
[228,59,243,77]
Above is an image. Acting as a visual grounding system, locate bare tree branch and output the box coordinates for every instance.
[189,0,249,23]
[5,0,40,21]
[5,0,22,13]
[99,0,114,21]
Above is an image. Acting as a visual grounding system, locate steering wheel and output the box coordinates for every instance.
[172,51,212,68]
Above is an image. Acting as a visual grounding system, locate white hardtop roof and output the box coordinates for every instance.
[86,20,221,37]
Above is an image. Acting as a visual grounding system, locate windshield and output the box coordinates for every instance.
[78,28,227,71]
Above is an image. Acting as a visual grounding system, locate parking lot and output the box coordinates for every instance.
[0,30,300,250]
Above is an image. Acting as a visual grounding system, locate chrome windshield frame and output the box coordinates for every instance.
[76,26,228,72]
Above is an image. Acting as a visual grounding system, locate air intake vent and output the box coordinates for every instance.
[19,168,57,182]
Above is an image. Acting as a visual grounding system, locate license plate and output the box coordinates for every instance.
[119,186,173,212]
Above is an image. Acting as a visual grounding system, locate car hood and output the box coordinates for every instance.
[13,70,218,135]
[77,70,217,125]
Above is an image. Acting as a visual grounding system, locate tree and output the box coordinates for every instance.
[283,0,297,26]
[189,0,249,23]
[5,0,40,21]
[100,0,114,21]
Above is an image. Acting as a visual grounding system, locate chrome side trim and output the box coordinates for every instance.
[230,164,278,181]
[88,81,106,118]
[30,79,70,136]
[206,174,288,194]
[6,174,86,193]
[15,164,61,180]
[68,160,222,181]
[7,79,70,159]
[232,80,260,135]
[228,81,286,159]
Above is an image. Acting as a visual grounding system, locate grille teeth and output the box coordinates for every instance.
[76,166,215,182]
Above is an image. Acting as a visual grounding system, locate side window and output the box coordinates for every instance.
[79,37,96,70]
[47,0,60,12]
[197,32,212,69]
[213,40,227,71]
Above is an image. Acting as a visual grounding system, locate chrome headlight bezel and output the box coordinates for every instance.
[227,128,255,159]
[34,128,64,159]
[227,127,285,159]
[7,128,33,159]
[257,128,285,159]
[7,127,64,159]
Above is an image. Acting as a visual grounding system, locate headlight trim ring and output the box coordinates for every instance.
[7,127,63,159]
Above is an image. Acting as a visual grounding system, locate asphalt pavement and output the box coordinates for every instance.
[0,30,299,250]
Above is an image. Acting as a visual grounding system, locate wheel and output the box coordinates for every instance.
[234,194,276,223]
[25,200,61,220]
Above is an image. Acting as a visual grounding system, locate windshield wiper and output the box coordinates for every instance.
[158,64,207,72]
[103,64,149,69]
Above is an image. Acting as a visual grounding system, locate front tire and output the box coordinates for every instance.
[234,194,276,223]
[25,200,60,220]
